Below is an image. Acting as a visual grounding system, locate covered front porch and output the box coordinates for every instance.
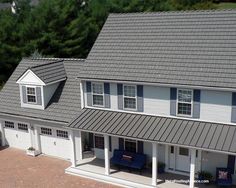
[67,108,236,188]
[66,146,218,188]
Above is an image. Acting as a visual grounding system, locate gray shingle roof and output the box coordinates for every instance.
[68,108,236,154]
[29,60,67,85]
[80,10,236,89]
[0,58,84,124]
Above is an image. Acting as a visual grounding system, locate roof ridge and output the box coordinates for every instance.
[30,60,63,69]
[109,9,236,16]
[27,57,85,61]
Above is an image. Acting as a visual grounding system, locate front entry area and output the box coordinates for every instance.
[169,146,201,174]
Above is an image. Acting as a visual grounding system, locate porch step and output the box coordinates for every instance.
[65,166,156,188]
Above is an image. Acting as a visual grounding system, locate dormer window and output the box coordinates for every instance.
[16,60,67,110]
[26,87,36,103]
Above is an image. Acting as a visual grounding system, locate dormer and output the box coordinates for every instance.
[16,60,67,110]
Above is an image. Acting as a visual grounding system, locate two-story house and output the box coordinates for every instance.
[0,9,236,188]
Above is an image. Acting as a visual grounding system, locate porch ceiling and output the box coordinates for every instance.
[68,108,236,154]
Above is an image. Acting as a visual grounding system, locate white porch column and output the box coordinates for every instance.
[78,130,83,161]
[104,134,110,175]
[34,126,41,153]
[28,125,34,148]
[190,149,196,188]
[70,130,76,167]
[152,142,158,186]
[0,120,6,146]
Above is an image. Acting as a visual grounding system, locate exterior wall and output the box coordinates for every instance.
[200,90,232,123]
[43,82,59,107]
[83,81,234,124]
[143,85,170,116]
[201,151,228,179]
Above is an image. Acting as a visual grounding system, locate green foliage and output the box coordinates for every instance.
[0,0,216,85]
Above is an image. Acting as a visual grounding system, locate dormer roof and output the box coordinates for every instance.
[17,60,67,85]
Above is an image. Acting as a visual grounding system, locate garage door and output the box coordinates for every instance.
[4,121,31,150]
[40,127,71,160]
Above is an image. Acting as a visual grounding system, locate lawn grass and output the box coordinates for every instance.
[217,3,236,9]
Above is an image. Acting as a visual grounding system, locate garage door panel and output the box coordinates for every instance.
[5,129,31,150]
[40,132,71,160]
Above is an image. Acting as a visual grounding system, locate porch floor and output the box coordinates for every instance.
[65,157,220,188]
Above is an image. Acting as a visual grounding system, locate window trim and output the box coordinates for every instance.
[91,82,105,107]
[40,127,52,136]
[17,123,28,132]
[56,130,69,139]
[123,84,137,111]
[124,138,137,153]
[4,121,15,129]
[26,86,37,104]
[94,134,104,149]
[176,89,193,117]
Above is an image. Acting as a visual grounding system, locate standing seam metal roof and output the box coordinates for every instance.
[68,108,236,154]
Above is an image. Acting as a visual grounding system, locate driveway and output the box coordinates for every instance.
[0,147,118,188]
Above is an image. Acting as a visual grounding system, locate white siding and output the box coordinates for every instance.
[43,83,59,107]
[201,151,228,178]
[143,142,165,164]
[200,90,232,123]
[143,85,170,116]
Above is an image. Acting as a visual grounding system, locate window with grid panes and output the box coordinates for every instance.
[92,83,104,106]
[177,89,193,116]
[123,85,136,109]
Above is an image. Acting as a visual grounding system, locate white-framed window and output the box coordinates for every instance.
[41,127,52,135]
[92,82,104,106]
[177,89,193,116]
[18,123,28,131]
[124,139,137,153]
[56,130,68,139]
[26,87,37,103]
[123,85,137,110]
[94,134,104,149]
[179,147,189,156]
[5,121,14,129]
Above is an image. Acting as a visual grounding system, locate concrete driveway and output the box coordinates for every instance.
[0,147,118,188]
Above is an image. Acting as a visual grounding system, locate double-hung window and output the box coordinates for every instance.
[92,83,104,106]
[177,89,193,116]
[26,87,36,103]
[124,139,137,153]
[123,85,137,110]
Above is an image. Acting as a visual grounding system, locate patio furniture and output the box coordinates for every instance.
[110,149,147,174]
[216,168,232,186]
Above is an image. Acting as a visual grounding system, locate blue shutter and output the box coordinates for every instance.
[137,141,143,154]
[170,88,177,116]
[117,84,123,110]
[119,138,124,150]
[109,136,112,152]
[36,87,42,105]
[104,83,110,108]
[193,90,201,118]
[227,155,235,174]
[22,86,27,103]
[86,81,92,106]
[231,92,236,123]
[137,85,143,112]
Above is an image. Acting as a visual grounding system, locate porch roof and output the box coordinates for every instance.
[68,108,236,154]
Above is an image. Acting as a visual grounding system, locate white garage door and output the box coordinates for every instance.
[40,127,71,160]
[4,121,31,150]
